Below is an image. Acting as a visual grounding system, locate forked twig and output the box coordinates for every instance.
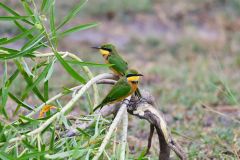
[128,91,187,160]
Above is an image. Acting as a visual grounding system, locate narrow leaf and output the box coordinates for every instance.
[0,27,35,45]
[0,38,7,43]
[50,1,57,46]
[1,61,8,118]
[0,2,33,25]
[41,0,51,12]
[50,127,55,150]
[0,16,30,21]
[66,60,112,67]
[14,62,51,114]
[8,92,33,111]
[21,0,35,22]
[44,81,48,100]
[58,23,97,37]
[0,152,14,160]
[57,0,87,30]
[54,51,86,83]
[0,44,42,60]
[21,31,44,51]
[14,60,45,102]
[0,70,19,97]
[44,60,55,82]
[18,151,46,160]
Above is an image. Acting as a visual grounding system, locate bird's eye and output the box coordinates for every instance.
[102,48,111,52]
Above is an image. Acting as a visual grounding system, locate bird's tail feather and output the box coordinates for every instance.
[93,103,104,112]
[135,88,142,98]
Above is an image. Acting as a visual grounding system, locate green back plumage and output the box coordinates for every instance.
[93,77,131,111]
[101,44,128,75]
[108,54,128,75]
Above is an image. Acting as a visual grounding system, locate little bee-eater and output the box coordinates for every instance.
[92,44,128,76]
[92,43,142,97]
[93,69,143,111]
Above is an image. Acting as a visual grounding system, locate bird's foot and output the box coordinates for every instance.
[139,97,148,103]
[121,99,130,105]
[132,97,148,105]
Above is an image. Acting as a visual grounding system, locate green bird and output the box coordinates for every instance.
[93,69,143,111]
[92,43,142,97]
[92,44,128,76]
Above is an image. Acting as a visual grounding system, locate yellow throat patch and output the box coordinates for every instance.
[127,76,140,82]
[100,49,110,55]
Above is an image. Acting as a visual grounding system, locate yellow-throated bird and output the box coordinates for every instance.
[92,43,142,97]
[93,69,143,111]
[92,43,128,76]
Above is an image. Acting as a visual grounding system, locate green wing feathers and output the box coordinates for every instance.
[93,78,131,111]
[108,55,128,75]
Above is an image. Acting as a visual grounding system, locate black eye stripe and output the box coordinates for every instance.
[126,74,143,77]
[101,47,112,52]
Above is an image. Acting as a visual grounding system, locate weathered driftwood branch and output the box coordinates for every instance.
[128,90,187,160]
[65,81,186,160]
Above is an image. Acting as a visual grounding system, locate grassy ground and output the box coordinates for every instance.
[1,0,240,159]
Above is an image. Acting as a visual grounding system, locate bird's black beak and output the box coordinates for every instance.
[91,46,101,49]
[136,74,144,76]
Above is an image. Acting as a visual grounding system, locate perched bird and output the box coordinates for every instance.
[92,44,128,76]
[92,43,142,97]
[93,69,143,111]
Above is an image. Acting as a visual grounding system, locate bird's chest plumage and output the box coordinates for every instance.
[129,82,138,94]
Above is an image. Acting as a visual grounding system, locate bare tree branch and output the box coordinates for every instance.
[128,90,187,160]
[120,107,128,160]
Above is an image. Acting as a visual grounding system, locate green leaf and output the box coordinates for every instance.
[21,31,44,51]
[54,51,86,84]
[0,70,19,97]
[50,127,55,151]
[8,92,33,111]
[0,38,7,43]
[14,60,45,102]
[0,152,15,160]
[44,81,49,100]
[66,60,112,67]
[41,0,51,12]
[0,2,33,25]
[22,139,36,151]
[0,16,30,21]
[21,0,34,22]
[1,61,8,118]
[19,115,38,123]
[15,62,51,114]
[0,27,35,45]
[21,58,34,77]
[76,127,91,137]
[57,0,87,30]
[50,1,57,46]
[18,151,46,160]
[44,60,55,82]
[58,23,97,37]
[0,45,41,60]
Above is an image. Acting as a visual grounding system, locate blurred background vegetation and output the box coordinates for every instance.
[0,0,240,159]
